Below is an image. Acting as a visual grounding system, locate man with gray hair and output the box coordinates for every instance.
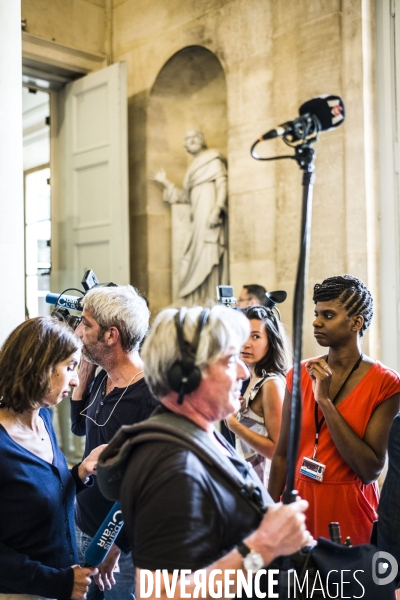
[97,305,312,599]
[71,285,157,599]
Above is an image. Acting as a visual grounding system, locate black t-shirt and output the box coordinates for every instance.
[71,372,158,552]
[120,423,267,571]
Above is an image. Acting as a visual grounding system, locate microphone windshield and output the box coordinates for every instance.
[265,290,287,309]
[299,95,345,131]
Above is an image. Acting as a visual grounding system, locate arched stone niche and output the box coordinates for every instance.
[147,45,227,306]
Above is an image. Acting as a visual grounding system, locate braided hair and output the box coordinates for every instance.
[313,275,373,337]
[242,305,291,378]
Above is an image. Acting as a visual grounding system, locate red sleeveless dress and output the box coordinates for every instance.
[287,361,400,545]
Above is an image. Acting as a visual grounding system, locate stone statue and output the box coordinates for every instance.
[151,130,228,305]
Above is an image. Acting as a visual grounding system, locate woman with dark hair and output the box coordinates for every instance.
[226,305,290,486]
[269,275,400,545]
[0,317,102,600]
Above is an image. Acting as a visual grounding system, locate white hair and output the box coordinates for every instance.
[141,305,250,398]
[82,285,149,352]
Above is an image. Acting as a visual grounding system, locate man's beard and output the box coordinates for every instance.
[82,343,105,366]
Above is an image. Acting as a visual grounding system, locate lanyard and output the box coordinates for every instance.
[313,353,363,459]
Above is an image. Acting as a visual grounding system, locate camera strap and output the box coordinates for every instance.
[97,407,271,517]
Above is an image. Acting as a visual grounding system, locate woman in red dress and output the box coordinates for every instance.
[269,275,400,545]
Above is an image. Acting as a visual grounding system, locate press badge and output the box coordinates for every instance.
[299,456,326,482]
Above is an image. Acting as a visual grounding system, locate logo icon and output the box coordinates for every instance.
[328,99,344,125]
[372,551,398,585]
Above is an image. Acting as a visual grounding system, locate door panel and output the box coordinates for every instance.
[53,62,129,291]
[75,241,111,283]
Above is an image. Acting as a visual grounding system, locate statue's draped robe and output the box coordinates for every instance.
[164,149,228,304]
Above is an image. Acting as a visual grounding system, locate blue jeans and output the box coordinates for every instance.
[75,524,135,599]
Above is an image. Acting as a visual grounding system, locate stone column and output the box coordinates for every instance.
[0,1,25,343]
[342,0,379,357]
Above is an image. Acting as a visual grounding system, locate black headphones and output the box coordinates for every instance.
[167,307,210,404]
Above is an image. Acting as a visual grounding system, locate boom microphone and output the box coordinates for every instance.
[260,95,345,142]
[84,502,124,567]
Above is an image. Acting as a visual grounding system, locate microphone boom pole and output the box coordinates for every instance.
[251,94,345,502]
[251,95,344,598]
[251,139,316,505]
[283,145,315,505]
[251,140,317,599]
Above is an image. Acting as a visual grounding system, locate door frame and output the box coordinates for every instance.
[23,162,51,316]
[375,0,400,371]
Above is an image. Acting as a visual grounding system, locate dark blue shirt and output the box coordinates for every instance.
[71,372,158,552]
[0,407,88,599]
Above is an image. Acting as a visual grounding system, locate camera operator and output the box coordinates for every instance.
[112,305,312,599]
[237,284,268,308]
[71,285,157,599]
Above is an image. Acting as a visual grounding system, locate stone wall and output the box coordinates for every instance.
[21,0,107,57]
[114,0,277,311]
[21,0,379,358]
[272,0,378,356]
[114,0,378,356]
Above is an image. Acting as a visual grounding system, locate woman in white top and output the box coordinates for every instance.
[226,305,290,487]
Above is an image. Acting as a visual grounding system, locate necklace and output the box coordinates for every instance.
[26,419,47,441]
[313,353,363,459]
[80,370,143,427]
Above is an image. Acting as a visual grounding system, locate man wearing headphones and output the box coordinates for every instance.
[113,305,312,599]
[70,285,157,599]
